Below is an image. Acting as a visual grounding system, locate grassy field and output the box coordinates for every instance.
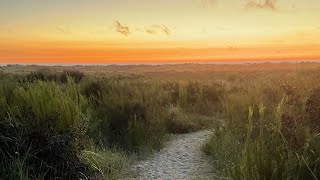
[0,62,319,179]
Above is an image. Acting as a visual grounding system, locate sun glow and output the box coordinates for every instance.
[1,0,320,63]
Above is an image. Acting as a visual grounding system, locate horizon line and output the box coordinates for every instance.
[1,59,320,66]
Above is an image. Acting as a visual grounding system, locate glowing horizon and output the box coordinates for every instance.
[1,0,320,63]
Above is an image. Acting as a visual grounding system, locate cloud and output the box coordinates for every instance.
[144,25,171,36]
[113,21,171,36]
[114,20,130,36]
[246,0,277,10]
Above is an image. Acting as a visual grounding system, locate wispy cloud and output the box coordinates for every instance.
[246,0,277,10]
[113,21,171,36]
[144,25,171,36]
[114,20,130,36]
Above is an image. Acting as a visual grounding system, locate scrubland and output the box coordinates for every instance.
[0,63,319,179]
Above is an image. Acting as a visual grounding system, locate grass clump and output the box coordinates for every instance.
[10,80,87,132]
[165,106,218,134]
[165,106,197,134]
[61,70,85,83]
[83,78,168,151]
[0,79,90,179]
[80,149,129,180]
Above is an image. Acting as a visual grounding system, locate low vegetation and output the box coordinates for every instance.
[0,68,223,179]
[203,72,320,179]
[2,64,319,179]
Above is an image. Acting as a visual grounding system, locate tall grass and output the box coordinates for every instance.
[204,74,320,179]
[82,78,169,151]
[80,149,129,180]
[0,70,223,179]
[0,79,89,179]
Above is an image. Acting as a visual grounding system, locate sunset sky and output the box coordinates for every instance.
[1,0,320,63]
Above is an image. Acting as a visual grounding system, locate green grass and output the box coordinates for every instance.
[0,70,223,179]
[203,74,320,179]
[6,66,319,179]
[80,149,129,180]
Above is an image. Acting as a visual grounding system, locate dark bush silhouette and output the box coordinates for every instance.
[0,120,88,179]
[26,68,59,82]
[61,70,85,83]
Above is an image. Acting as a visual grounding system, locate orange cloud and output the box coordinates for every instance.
[145,25,171,36]
[114,20,130,36]
[246,0,277,10]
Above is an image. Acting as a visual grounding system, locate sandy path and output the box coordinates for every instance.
[125,130,215,180]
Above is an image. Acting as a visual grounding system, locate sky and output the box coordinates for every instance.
[0,0,320,63]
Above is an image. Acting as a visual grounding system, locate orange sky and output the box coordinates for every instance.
[1,0,320,63]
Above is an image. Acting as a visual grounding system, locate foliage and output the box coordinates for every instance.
[80,149,129,180]
[204,74,320,179]
[61,70,85,83]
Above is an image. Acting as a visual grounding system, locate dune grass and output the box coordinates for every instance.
[0,69,223,179]
[5,66,319,179]
[203,73,320,179]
